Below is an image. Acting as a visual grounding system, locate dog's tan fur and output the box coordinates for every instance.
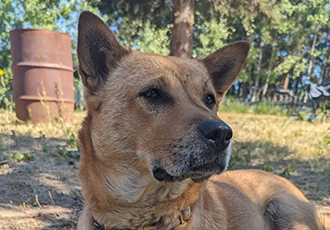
[77,12,323,230]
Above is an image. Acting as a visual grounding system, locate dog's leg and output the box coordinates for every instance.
[77,204,95,230]
[264,198,323,230]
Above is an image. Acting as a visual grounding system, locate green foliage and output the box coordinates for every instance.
[274,54,303,78]
[37,131,47,152]
[220,101,250,114]
[1,0,330,111]
[0,152,34,162]
[136,22,170,55]
[323,135,330,148]
[66,134,80,150]
[54,134,80,159]
[90,0,171,30]
[253,101,283,115]
[93,0,330,103]
[256,163,274,172]
[195,18,232,56]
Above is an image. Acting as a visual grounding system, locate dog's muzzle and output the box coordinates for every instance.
[152,120,232,183]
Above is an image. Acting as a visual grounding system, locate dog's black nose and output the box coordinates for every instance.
[198,121,232,150]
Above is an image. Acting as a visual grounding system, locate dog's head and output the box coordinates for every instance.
[78,12,249,184]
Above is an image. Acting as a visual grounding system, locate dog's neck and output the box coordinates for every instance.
[82,157,202,229]
[93,204,193,230]
[78,113,203,229]
[95,155,188,204]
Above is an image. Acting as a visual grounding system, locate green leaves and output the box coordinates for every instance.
[136,22,170,56]
[195,18,232,56]
[1,0,330,106]
[274,54,303,77]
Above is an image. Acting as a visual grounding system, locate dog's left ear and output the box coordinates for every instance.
[78,11,129,93]
[202,41,250,99]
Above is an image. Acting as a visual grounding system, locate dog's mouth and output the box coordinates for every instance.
[152,167,177,182]
[150,124,232,183]
[152,162,225,183]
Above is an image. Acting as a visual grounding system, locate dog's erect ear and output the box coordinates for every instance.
[78,11,129,92]
[202,41,250,99]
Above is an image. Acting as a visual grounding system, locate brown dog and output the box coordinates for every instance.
[76,11,322,230]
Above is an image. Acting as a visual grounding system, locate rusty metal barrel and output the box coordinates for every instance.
[10,29,74,124]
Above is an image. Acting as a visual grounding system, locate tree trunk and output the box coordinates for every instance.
[241,82,248,101]
[283,73,290,90]
[323,63,330,84]
[170,0,195,58]
[251,39,264,102]
[238,82,242,99]
[262,43,275,97]
[303,35,317,103]
[238,82,247,100]
[307,34,317,79]
[294,75,302,99]
[321,41,330,84]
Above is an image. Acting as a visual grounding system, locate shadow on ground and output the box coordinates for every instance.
[0,133,82,229]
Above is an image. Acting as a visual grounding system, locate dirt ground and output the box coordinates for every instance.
[0,135,82,229]
[0,113,83,229]
[0,112,329,229]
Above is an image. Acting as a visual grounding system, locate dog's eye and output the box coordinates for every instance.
[205,93,216,108]
[139,88,173,105]
[141,89,160,100]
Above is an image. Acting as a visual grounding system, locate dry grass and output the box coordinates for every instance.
[0,111,329,229]
[219,112,330,160]
[0,111,85,138]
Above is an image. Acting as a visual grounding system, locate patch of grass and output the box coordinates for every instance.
[221,112,330,168]
[324,135,330,148]
[0,111,85,138]
[220,101,251,114]
[220,100,287,116]
[0,111,85,161]
[37,131,47,152]
[53,134,81,159]
[55,145,81,159]
[256,163,274,172]
[252,101,284,115]
[279,163,297,177]
[49,132,81,159]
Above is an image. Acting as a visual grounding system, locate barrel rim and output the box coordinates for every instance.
[10,28,71,38]
[19,95,75,103]
[12,61,74,72]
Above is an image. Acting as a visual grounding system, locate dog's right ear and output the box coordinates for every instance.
[78,11,129,92]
